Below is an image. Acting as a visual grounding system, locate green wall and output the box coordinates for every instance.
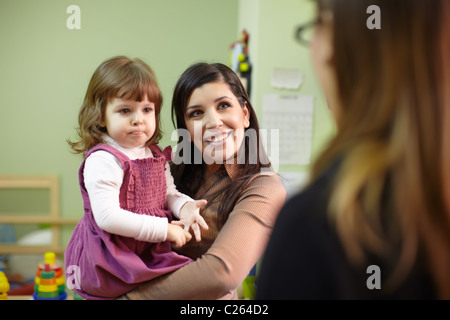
[0,0,239,224]
[0,0,334,244]
[239,0,334,190]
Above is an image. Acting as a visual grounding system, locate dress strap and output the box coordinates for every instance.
[149,145,173,162]
[79,144,132,206]
[84,144,130,166]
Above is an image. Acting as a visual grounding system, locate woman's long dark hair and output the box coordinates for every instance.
[171,62,271,223]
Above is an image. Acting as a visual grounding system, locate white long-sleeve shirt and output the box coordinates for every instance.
[83,136,192,243]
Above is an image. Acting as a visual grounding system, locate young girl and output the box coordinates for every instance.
[65,56,208,300]
[119,63,286,300]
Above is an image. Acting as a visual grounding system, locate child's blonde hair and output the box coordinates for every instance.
[68,56,163,154]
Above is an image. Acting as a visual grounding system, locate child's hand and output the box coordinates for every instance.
[176,199,209,242]
[167,223,192,248]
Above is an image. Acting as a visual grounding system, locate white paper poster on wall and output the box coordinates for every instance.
[270,68,303,90]
[279,171,310,200]
[262,94,314,166]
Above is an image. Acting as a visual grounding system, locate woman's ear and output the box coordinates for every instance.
[311,11,341,122]
[317,11,335,66]
[243,102,250,128]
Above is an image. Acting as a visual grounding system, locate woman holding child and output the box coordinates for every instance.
[120,62,286,300]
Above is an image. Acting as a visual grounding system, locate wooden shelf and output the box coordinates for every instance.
[0,245,66,255]
[0,175,78,256]
[0,216,79,225]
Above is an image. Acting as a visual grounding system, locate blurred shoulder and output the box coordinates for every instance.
[233,170,287,226]
[245,170,286,197]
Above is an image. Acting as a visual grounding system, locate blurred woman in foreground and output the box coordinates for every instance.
[257,0,450,299]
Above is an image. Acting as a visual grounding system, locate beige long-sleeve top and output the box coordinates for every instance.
[120,163,286,300]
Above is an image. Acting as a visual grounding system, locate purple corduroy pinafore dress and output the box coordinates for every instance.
[65,144,191,299]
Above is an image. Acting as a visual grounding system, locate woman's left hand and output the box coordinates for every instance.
[176,199,209,241]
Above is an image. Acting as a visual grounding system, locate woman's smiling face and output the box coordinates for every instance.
[184,81,250,165]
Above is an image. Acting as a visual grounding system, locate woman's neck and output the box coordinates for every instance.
[204,163,222,179]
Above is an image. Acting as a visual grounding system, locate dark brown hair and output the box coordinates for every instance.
[68,56,163,154]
